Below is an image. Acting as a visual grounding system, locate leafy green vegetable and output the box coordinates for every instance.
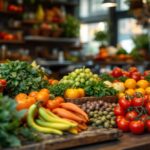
[84,81,118,97]
[100,73,115,82]
[145,75,150,82]
[61,15,80,37]
[118,76,128,82]
[117,48,127,55]
[0,60,49,97]
[49,83,71,96]
[0,94,40,148]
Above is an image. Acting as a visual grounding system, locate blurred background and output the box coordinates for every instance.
[0,0,149,78]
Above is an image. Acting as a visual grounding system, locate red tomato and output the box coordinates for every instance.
[0,79,7,86]
[116,115,124,124]
[146,120,150,132]
[146,102,150,115]
[125,111,138,121]
[111,67,123,78]
[114,105,125,116]
[129,120,145,134]
[144,70,150,76]
[117,118,130,132]
[129,67,138,74]
[140,114,148,122]
[132,97,144,107]
[119,98,131,110]
[131,72,141,81]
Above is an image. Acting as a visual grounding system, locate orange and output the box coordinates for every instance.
[15,93,28,102]
[145,87,150,95]
[16,96,36,111]
[64,89,80,99]
[40,88,50,94]
[77,88,85,98]
[137,80,149,89]
[124,78,136,89]
[118,92,125,99]
[29,91,38,99]
[36,91,50,105]
[135,88,145,95]
[125,89,135,96]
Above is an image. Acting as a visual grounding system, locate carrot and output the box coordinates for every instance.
[74,112,87,123]
[52,108,84,123]
[78,123,88,130]
[60,102,89,121]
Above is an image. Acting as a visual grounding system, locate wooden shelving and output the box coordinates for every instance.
[0,40,24,45]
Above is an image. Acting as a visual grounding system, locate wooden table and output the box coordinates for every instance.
[68,133,150,150]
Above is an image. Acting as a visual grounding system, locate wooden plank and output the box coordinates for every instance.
[7,128,121,150]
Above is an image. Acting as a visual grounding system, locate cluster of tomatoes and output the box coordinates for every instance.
[0,79,7,93]
[111,67,150,81]
[114,93,150,134]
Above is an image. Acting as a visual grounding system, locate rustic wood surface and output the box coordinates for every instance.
[65,96,118,105]
[7,128,121,150]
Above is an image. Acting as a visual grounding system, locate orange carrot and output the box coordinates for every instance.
[78,123,88,130]
[52,108,84,123]
[74,112,87,123]
[60,102,89,121]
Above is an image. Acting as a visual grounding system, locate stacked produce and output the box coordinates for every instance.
[114,93,150,134]
[0,60,49,97]
[80,100,116,128]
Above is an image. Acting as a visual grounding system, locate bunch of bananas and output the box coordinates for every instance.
[27,104,78,135]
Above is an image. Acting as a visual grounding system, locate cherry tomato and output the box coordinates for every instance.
[111,67,123,78]
[131,97,144,107]
[129,120,144,134]
[0,79,7,86]
[146,102,150,115]
[146,120,150,132]
[125,111,138,121]
[140,114,148,123]
[144,70,150,76]
[119,98,131,110]
[117,118,130,132]
[116,115,124,124]
[114,105,125,116]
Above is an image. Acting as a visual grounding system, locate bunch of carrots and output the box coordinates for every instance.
[46,101,89,133]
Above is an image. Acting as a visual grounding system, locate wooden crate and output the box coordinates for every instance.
[65,96,118,105]
[8,128,122,150]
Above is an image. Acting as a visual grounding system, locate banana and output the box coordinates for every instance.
[68,128,78,135]
[36,119,71,130]
[27,104,63,135]
[39,107,77,127]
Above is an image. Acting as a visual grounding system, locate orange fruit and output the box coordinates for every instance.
[135,88,145,95]
[124,78,136,89]
[40,88,50,94]
[125,89,135,96]
[15,93,28,102]
[64,89,80,99]
[118,92,125,98]
[77,88,85,98]
[16,96,36,111]
[29,91,38,99]
[36,91,50,105]
[137,80,149,89]
[145,87,150,95]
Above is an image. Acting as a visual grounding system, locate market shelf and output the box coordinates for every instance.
[24,36,80,46]
[0,40,25,45]
[0,11,23,16]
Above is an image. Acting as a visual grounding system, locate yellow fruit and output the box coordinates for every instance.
[125,89,135,96]
[77,88,85,98]
[135,88,145,95]
[137,80,149,89]
[145,87,150,95]
[124,79,136,89]
[64,89,80,99]
[118,92,125,98]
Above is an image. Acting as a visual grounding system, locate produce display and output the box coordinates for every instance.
[1,60,150,149]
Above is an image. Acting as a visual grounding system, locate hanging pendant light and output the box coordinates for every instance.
[102,0,117,7]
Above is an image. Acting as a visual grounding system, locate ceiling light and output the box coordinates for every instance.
[102,0,117,7]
